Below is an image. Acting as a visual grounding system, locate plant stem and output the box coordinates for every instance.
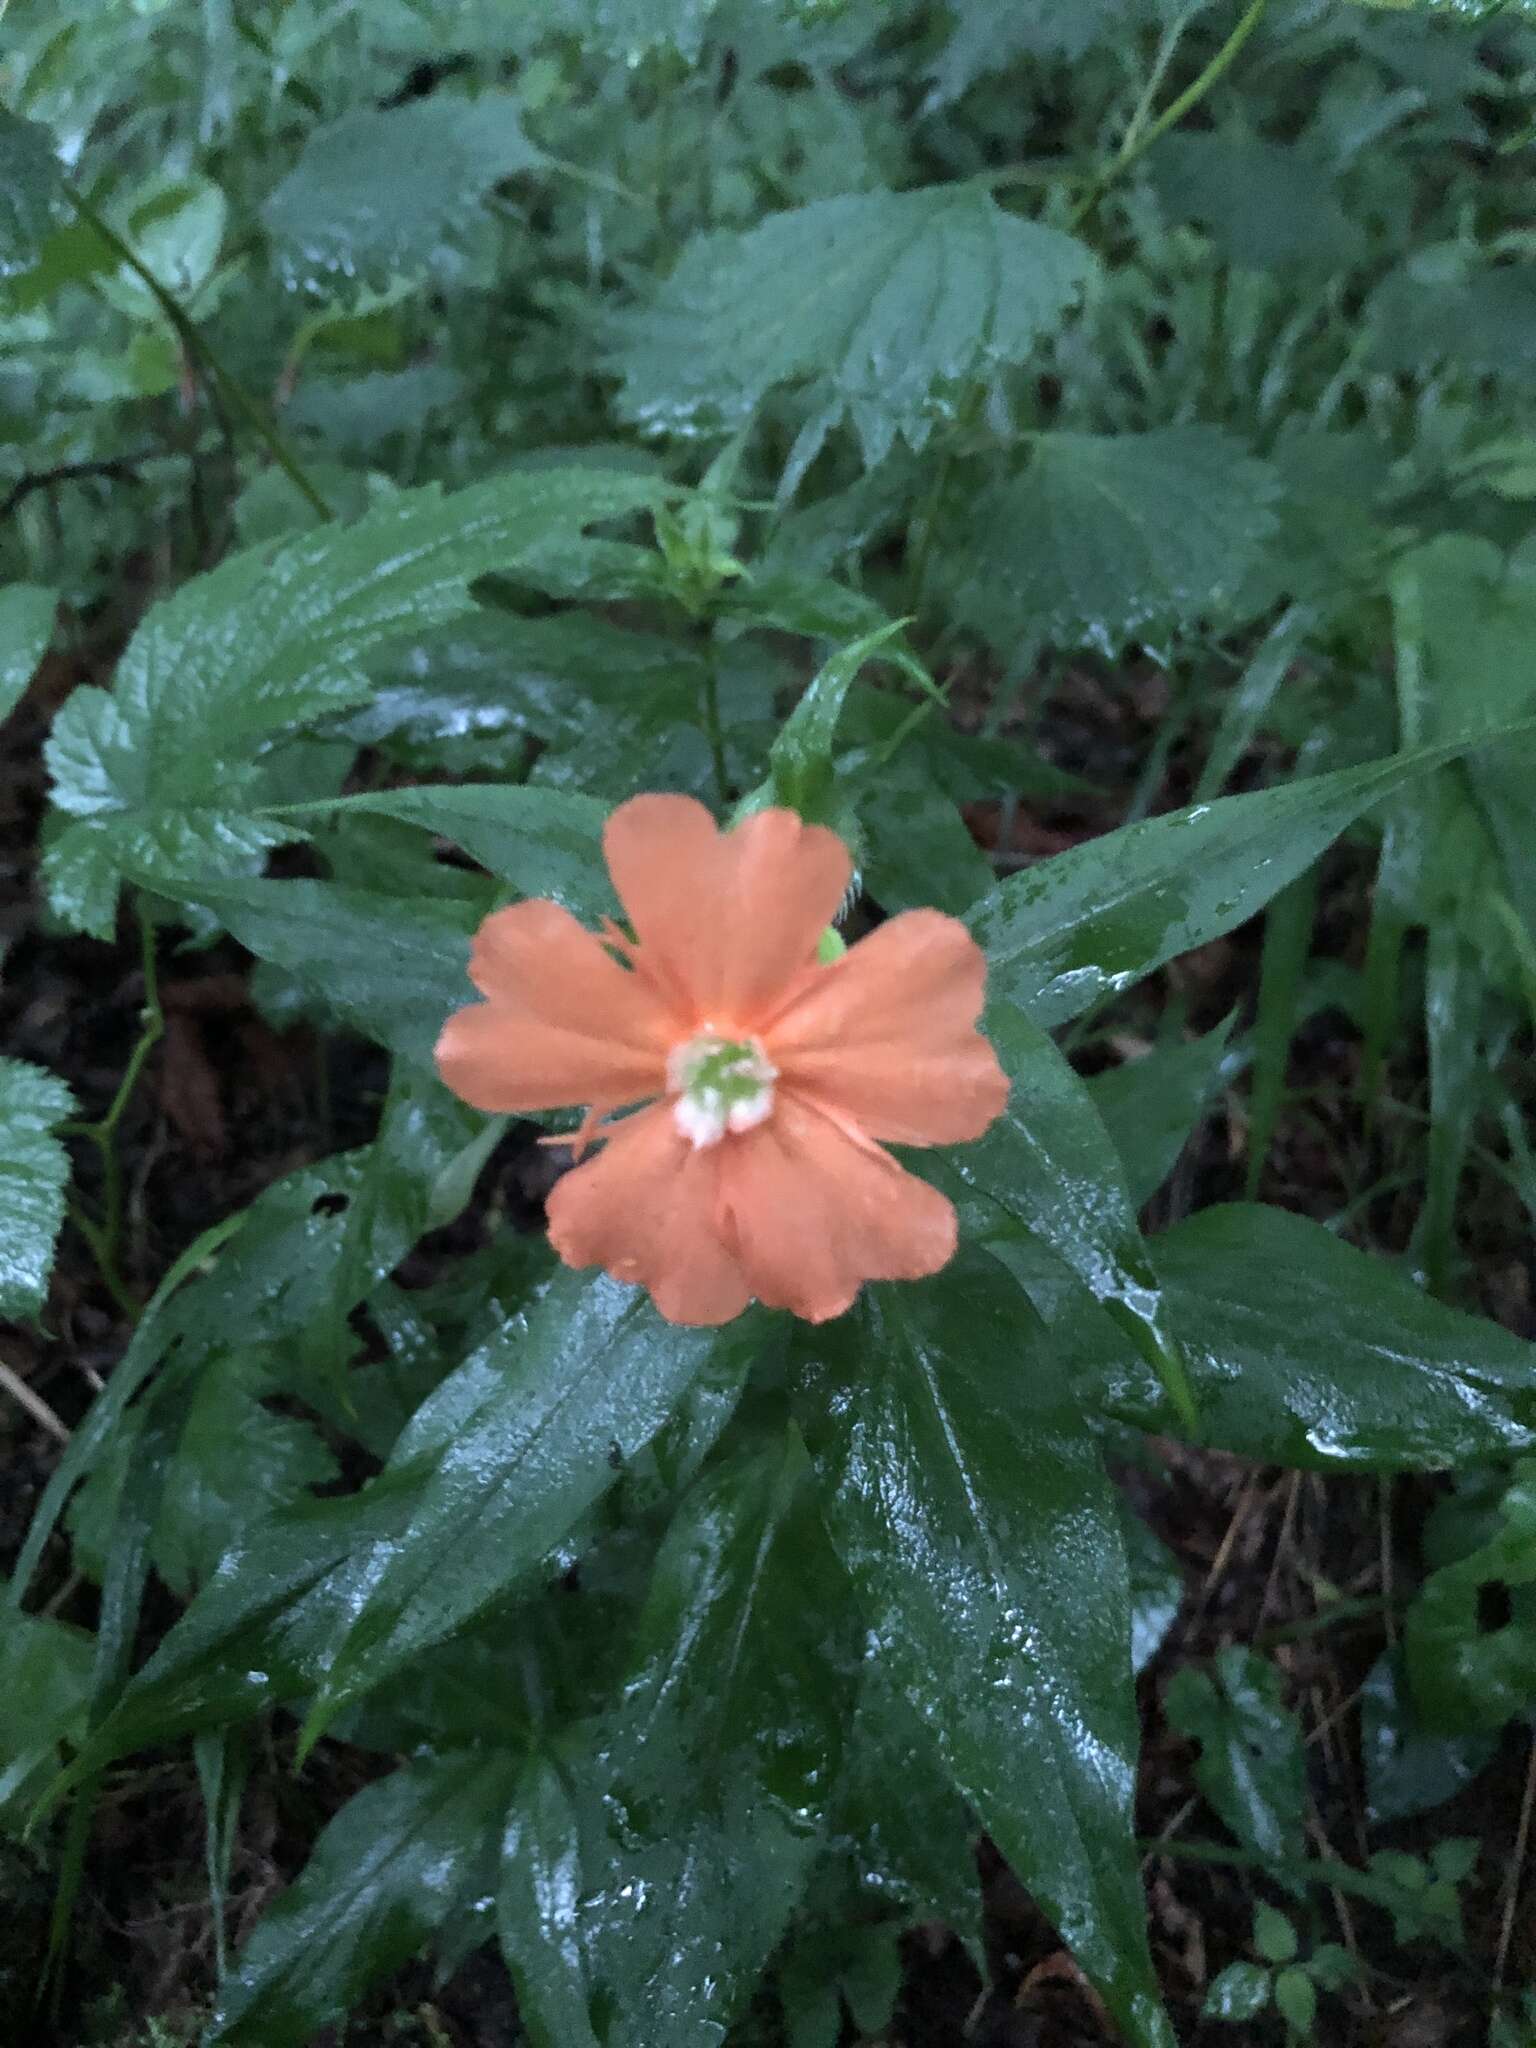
[69,905,164,1321]
[1070,0,1271,230]
[66,187,332,520]
[701,639,730,807]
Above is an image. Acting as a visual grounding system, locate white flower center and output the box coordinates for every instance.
[666,1031,777,1150]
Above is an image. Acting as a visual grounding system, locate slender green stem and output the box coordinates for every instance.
[701,641,729,807]
[66,188,332,520]
[1137,1836,1436,1918]
[1070,0,1271,230]
[69,906,164,1322]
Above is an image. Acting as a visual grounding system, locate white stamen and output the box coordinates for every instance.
[667,1031,776,1151]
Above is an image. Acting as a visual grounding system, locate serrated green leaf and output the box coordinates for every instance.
[815,1253,1173,2048]
[263,92,542,291]
[0,1058,77,1321]
[1165,1647,1307,1867]
[208,1751,513,2047]
[0,111,67,280]
[969,737,1515,1029]
[608,186,1095,468]
[1152,133,1359,273]
[946,427,1279,657]
[1117,1205,1536,1469]
[929,0,1185,98]
[0,584,58,726]
[43,469,659,936]
[309,1279,769,1727]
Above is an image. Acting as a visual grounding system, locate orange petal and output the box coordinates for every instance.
[602,794,850,1028]
[546,1103,752,1326]
[436,900,670,1114]
[720,1091,957,1322]
[765,909,1009,1146]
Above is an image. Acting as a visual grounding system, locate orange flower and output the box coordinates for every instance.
[435,793,1008,1326]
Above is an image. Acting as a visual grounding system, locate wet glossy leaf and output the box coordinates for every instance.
[309,1279,765,1725]
[1405,1459,1536,1730]
[0,1599,93,1817]
[608,186,1094,468]
[970,740,1496,1029]
[172,878,476,1066]
[263,93,542,291]
[1125,1509,1183,1676]
[0,1058,76,1320]
[1113,1205,1536,1469]
[947,428,1278,658]
[0,584,58,725]
[814,1252,1172,2048]
[208,1750,514,2046]
[1203,1961,1271,2021]
[1086,1019,1237,1209]
[857,761,992,914]
[1360,1651,1497,1822]
[500,1430,845,2047]
[0,111,67,279]
[1165,1648,1307,1867]
[942,998,1181,1408]
[325,784,612,921]
[43,468,659,935]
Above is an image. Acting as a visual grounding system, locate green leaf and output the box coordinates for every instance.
[0,1059,76,1321]
[1346,0,1534,16]
[1125,1508,1183,1677]
[814,1254,1172,2048]
[764,619,920,822]
[147,1352,340,1599]
[97,173,227,320]
[942,998,1184,1414]
[968,739,1512,1030]
[1203,1960,1271,2021]
[929,0,1182,96]
[1405,1458,1536,1730]
[43,468,659,936]
[1360,1652,1497,1823]
[1121,1205,1536,1469]
[1087,1019,1237,1209]
[946,428,1279,658]
[1164,1648,1307,1867]
[0,111,67,280]
[207,1751,513,2047]
[0,584,57,726]
[607,187,1095,470]
[164,877,477,1066]
[500,1431,842,2046]
[320,785,613,921]
[262,93,542,291]
[1273,1966,1317,2034]
[0,1600,93,1817]
[1253,1904,1298,1964]
[1152,134,1358,274]
[856,761,993,915]
[309,1279,766,1726]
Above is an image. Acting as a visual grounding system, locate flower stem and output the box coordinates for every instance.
[1069,0,1270,231]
